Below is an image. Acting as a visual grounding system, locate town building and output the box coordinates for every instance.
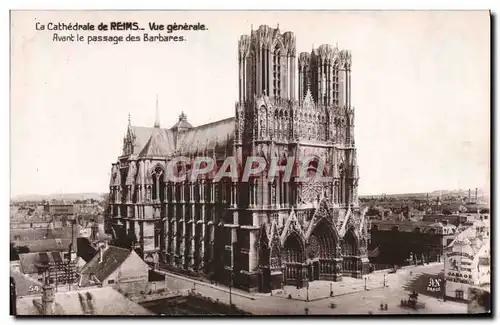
[369,219,456,267]
[17,251,78,286]
[44,203,75,216]
[422,214,472,227]
[444,219,490,302]
[79,244,152,295]
[106,24,369,292]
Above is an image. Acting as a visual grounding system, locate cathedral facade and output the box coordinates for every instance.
[106,24,370,292]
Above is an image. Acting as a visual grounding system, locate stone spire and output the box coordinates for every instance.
[154,95,160,128]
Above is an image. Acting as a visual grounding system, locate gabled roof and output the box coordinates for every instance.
[138,127,176,157]
[176,117,235,155]
[127,115,235,158]
[79,246,131,282]
[129,126,157,154]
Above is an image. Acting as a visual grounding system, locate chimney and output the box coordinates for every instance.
[99,246,104,263]
[475,188,478,202]
[98,241,108,263]
[42,283,55,316]
[71,220,78,254]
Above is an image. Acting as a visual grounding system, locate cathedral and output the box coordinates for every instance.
[106,24,370,292]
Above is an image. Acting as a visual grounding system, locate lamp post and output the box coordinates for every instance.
[306,280,309,302]
[383,273,386,287]
[330,282,333,296]
[229,269,233,306]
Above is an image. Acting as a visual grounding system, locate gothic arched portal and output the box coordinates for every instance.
[308,218,339,280]
[342,227,360,276]
[283,232,305,287]
[342,228,359,257]
[283,232,304,263]
[309,218,338,259]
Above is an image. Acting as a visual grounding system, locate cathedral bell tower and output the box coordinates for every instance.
[238,24,296,103]
[298,44,351,108]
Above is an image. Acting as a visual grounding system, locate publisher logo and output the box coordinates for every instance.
[427,278,442,292]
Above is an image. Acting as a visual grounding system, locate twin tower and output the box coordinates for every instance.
[237,24,352,107]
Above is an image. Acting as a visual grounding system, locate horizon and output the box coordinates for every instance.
[10,185,491,200]
[10,11,490,197]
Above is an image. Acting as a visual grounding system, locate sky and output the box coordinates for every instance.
[10,10,490,197]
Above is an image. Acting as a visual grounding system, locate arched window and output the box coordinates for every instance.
[273,45,281,98]
[333,61,339,105]
[151,166,164,202]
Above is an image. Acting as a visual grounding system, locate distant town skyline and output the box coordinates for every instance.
[10,11,490,197]
[9,185,491,201]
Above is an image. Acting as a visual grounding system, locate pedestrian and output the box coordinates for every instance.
[380,303,384,310]
[384,304,388,310]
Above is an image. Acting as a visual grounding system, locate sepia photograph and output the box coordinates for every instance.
[9,9,491,317]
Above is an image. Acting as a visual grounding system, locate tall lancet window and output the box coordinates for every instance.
[152,166,164,202]
[321,72,327,105]
[273,45,281,98]
[333,63,339,106]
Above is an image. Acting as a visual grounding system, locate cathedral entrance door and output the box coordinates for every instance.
[307,263,313,281]
[312,261,320,280]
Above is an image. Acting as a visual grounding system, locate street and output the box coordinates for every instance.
[155,263,467,315]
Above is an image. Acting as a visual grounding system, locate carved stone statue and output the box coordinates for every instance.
[336,245,342,257]
[117,186,122,202]
[271,182,276,204]
[126,162,137,185]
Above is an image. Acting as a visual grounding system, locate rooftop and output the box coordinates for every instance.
[79,245,132,283]
[124,113,235,158]
[10,268,44,297]
[16,286,153,316]
[13,238,73,254]
[11,227,73,242]
[19,251,67,274]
